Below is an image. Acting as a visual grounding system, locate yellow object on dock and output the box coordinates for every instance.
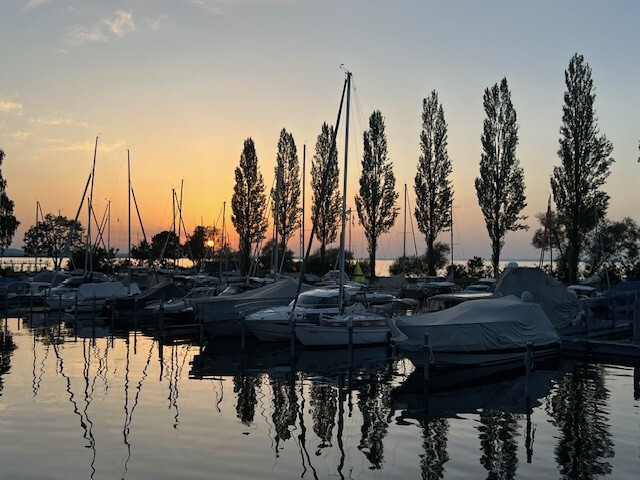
[353,262,366,284]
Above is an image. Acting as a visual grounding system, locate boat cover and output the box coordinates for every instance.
[192,278,313,322]
[113,281,185,308]
[76,281,140,301]
[395,297,560,352]
[493,267,578,328]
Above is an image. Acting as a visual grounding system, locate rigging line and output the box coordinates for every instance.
[107,150,127,200]
[406,191,419,257]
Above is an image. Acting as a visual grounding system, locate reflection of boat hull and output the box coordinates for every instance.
[295,324,390,347]
[404,344,559,367]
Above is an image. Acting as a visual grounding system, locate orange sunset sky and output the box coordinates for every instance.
[1,0,638,260]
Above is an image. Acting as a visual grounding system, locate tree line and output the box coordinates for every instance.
[2,53,637,283]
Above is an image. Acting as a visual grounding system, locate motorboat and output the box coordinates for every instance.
[191,278,313,336]
[65,281,141,314]
[389,295,560,368]
[425,292,492,312]
[244,288,367,342]
[146,286,218,316]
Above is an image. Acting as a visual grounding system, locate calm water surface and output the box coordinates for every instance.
[1,316,639,479]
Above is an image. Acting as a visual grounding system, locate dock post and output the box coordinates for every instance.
[583,302,589,335]
[633,302,640,346]
[423,328,431,383]
[347,318,354,369]
[525,341,533,399]
[30,288,33,314]
[134,298,138,328]
[92,293,97,318]
[240,317,246,351]
[289,316,296,359]
[159,298,164,339]
[199,312,204,352]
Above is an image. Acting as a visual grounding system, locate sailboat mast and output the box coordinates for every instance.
[301,144,306,261]
[403,184,407,271]
[338,71,352,313]
[106,200,111,269]
[273,165,281,280]
[450,200,454,277]
[172,188,176,268]
[86,136,99,277]
[219,201,226,282]
[127,150,131,294]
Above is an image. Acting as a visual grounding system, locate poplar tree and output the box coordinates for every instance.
[551,54,614,283]
[311,122,341,265]
[271,128,300,255]
[0,148,19,255]
[414,91,453,276]
[475,78,528,277]
[355,110,398,280]
[231,138,268,274]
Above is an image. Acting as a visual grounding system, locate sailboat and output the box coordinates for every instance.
[293,70,400,348]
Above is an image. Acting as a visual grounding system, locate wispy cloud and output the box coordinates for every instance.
[68,10,135,45]
[40,139,127,153]
[146,14,169,31]
[0,99,24,114]
[23,0,50,12]
[192,0,222,15]
[6,131,31,143]
[30,116,91,128]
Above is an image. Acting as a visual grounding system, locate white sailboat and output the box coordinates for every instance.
[292,69,397,348]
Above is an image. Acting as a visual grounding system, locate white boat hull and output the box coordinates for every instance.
[246,321,292,342]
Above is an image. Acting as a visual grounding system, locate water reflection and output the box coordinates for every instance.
[0,315,634,479]
[478,410,519,479]
[547,363,614,479]
[357,370,392,469]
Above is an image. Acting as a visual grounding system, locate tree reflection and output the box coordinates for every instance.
[547,363,613,479]
[0,332,16,398]
[234,374,261,425]
[270,376,297,448]
[309,383,338,455]
[420,419,449,479]
[357,372,392,469]
[477,410,519,480]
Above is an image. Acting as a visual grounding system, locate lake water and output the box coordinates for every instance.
[1,316,639,479]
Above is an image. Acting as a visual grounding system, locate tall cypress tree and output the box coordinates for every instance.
[551,54,614,283]
[271,128,300,255]
[0,148,19,255]
[231,138,268,274]
[414,91,453,276]
[355,110,398,280]
[475,78,528,277]
[311,122,341,265]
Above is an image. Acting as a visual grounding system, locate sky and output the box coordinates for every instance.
[0,0,638,261]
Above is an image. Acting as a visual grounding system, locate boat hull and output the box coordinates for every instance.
[246,321,292,342]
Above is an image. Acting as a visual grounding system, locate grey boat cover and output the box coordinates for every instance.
[493,267,578,328]
[191,278,313,323]
[394,296,560,352]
